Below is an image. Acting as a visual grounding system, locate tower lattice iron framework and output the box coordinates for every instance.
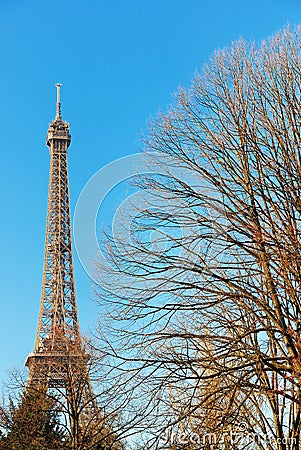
[25,84,95,411]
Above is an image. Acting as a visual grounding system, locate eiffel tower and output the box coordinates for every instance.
[25,84,95,418]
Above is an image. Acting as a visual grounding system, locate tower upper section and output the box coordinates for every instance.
[30,83,80,354]
[25,84,95,405]
[46,84,71,148]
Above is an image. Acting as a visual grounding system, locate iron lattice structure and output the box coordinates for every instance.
[25,85,95,407]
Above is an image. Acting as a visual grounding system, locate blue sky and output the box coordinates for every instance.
[0,0,300,384]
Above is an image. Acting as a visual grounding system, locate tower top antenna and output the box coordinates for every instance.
[55,83,62,120]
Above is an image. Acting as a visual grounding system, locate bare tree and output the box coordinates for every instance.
[95,26,301,449]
